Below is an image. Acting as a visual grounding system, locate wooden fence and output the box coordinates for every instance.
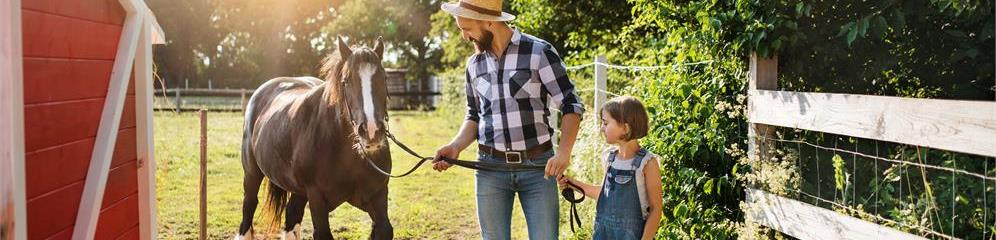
[744,53,996,239]
[154,88,441,112]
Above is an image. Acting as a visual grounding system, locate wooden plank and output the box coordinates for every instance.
[26,181,82,239]
[25,156,137,239]
[24,128,136,200]
[22,0,125,25]
[22,58,115,104]
[745,188,927,240]
[23,97,136,152]
[100,160,138,210]
[21,10,122,60]
[24,139,91,199]
[135,19,158,240]
[747,53,777,162]
[94,192,138,240]
[747,90,996,157]
[72,7,143,239]
[154,88,254,96]
[1,0,27,239]
[24,98,103,151]
[116,225,141,240]
[47,226,74,240]
[154,88,442,97]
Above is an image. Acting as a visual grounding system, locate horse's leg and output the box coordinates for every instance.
[236,171,264,240]
[282,193,308,240]
[308,192,341,240]
[360,188,393,240]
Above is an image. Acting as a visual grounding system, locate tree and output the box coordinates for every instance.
[148,0,222,89]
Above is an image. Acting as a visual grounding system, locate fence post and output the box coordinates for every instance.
[747,53,778,167]
[174,89,181,113]
[198,109,207,240]
[240,89,247,112]
[594,55,607,112]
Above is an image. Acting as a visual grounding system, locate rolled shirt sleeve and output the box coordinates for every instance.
[536,46,585,116]
[464,69,480,122]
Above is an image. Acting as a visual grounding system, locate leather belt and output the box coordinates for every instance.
[478,142,553,163]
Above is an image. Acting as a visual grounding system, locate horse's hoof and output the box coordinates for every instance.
[234,227,255,240]
[281,224,302,240]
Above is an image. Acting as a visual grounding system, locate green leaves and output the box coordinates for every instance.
[832,154,849,193]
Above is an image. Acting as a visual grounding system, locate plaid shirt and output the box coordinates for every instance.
[464,29,585,151]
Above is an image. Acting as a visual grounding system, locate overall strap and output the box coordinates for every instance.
[607,149,620,164]
[630,148,648,169]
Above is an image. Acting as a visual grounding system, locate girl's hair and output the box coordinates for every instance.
[601,96,649,141]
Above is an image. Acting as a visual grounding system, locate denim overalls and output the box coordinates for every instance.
[593,148,647,240]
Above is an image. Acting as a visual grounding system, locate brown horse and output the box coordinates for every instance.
[236,36,392,240]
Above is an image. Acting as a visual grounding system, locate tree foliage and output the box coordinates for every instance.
[431,0,994,239]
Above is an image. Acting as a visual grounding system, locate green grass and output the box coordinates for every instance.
[154,110,594,239]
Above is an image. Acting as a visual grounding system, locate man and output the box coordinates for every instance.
[434,0,585,239]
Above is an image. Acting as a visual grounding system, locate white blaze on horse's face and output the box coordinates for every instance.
[358,63,380,148]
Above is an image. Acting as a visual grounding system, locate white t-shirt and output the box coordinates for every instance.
[601,147,659,219]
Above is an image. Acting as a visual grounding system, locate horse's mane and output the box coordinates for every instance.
[319,45,381,107]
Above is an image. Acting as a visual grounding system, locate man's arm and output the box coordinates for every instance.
[544,113,580,177]
[557,113,581,155]
[432,119,478,171]
[448,120,479,151]
[537,45,585,178]
[434,69,480,171]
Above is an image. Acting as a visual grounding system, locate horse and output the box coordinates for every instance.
[236,36,392,240]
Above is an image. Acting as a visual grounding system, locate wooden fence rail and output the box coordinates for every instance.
[154,88,442,112]
[744,52,996,240]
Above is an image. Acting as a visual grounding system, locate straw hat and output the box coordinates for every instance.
[441,0,515,22]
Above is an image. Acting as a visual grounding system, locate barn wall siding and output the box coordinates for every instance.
[21,0,140,239]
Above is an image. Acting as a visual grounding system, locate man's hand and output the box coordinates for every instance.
[433,144,459,172]
[544,152,571,179]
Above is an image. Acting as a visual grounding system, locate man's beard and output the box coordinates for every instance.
[472,30,494,54]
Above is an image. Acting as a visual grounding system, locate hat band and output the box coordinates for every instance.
[459,1,501,17]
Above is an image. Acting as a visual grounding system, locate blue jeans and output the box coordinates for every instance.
[475,150,559,240]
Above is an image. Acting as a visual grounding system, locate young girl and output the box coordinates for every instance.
[559,96,663,240]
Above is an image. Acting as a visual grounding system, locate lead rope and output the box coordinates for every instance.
[376,130,586,230]
[366,130,549,178]
[562,181,585,233]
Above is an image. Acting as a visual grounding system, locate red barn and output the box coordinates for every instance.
[1,0,164,239]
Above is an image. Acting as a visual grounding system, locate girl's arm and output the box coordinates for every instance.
[641,156,663,240]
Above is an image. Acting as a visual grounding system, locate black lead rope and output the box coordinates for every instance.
[375,131,585,230]
[562,181,585,233]
[367,131,548,178]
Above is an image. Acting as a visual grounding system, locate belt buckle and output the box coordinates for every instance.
[505,152,522,164]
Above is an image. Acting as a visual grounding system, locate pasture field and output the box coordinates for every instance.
[154,111,589,239]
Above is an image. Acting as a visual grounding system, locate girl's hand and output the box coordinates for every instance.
[557,175,572,189]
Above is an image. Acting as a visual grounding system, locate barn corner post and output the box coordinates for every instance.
[1,0,27,239]
[745,52,777,198]
[136,9,160,239]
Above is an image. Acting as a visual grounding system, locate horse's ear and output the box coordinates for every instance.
[373,36,385,59]
[337,36,351,59]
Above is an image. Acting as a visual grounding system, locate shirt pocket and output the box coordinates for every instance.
[473,72,494,99]
[508,69,541,99]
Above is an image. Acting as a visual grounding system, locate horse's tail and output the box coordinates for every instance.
[261,179,288,233]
